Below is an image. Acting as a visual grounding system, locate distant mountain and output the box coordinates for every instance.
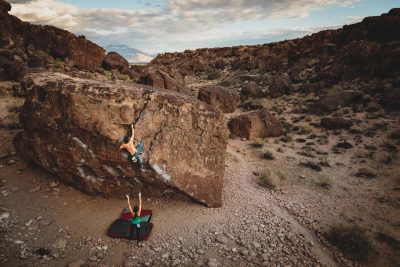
[104,45,154,64]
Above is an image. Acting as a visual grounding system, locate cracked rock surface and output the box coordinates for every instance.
[13,72,228,207]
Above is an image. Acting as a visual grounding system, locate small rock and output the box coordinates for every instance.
[161,253,169,259]
[171,259,181,266]
[261,253,269,261]
[53,238,67,249]
[49,181,59,188]
[29,186,41,193]
[89,256,97,262]
[6,159,16,165]
[208,258,219,267]
[0,212,10,220]
[216,234,228,244]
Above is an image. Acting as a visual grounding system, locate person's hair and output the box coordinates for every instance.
[123,136,130,143]
[133,205,139,218]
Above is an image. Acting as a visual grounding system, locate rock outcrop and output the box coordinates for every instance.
[102,52,129,72]
[0,0,105,80]
[311,90,363,114]
[320,117,353,130]
[240,82,266,100]
[228,110,284,139]
[138,68,188,94]
[197,85,239,113]
[13,73,228,207]
[149,9,400,98]
[267,73,292,98]
[381,88,400,110]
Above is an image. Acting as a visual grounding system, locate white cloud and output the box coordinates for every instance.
[9,0,357,53]
[11,0,79,28]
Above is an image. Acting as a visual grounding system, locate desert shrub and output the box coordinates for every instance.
[295,125,313,135]
[365,102,381,112]
[297,146,315,158]
[104,71,112,79]
[251,138,266,148]
[335,107,353,116]
[8,106,22,113]
[54,58,64,69]
[119,74,130,81]
[300,161,322,171]
[356,168,376,179]
[318,156,331,167]
[376,232,400,250]
[315,175,332,188]
[280,134,293,143]
[389,129,400,140]
[259,170,286,189]
[292,102,308,113]
[263,150,275,160]
[326,225,374,262]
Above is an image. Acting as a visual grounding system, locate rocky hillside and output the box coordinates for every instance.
[0,0,105,79]
[150,8,400,109]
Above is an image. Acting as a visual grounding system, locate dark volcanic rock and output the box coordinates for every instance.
[242,99,269,111]
[320,117,353,130]
[139,68,188,94]
[0,49,27,81]
[228,110,284,139]
[311,90,363,114]
[102,52,129,72]
[197,85,240,113]
[267,73,292,98]
[240,82,266,100]
[0,0,10,12]
[381,88,400,110]
[0,0,105,72]
[14,73,228,207]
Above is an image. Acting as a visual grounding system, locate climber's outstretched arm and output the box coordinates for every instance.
[138,192,142,216]
[126,194,134,215]
[130,125,135,141]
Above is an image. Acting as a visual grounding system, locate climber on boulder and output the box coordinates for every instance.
[119,125,145,169]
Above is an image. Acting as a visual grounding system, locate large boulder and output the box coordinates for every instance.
[381,88,400,110]
[228,110,284,139]
[311,90,363,114]
[197,85,240,113]
[267,73,292,98]
[139,69,188,94]
[240,82,266,100]
[0,0,10,13]
[14,73,228,207]
[102,52,129,72]
[0,49,27,81]
[320,117,353,130]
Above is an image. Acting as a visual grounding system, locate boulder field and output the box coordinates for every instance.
[13,73,228,207]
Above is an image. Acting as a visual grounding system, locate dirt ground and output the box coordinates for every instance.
[1,79,400,267]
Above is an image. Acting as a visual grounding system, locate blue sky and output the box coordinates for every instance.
[9,0,398,54]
